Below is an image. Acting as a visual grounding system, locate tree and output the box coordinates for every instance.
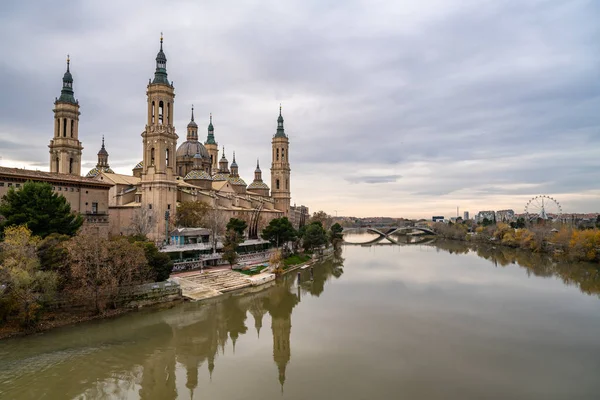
[205,207,227,254]
[65,229,149,313]
[129,207,156,238]
[222,229,243,269]
[303,221,328,252]
[226,218,248,238]
[261,217,297,248]
[176,201,212,227]
[309,211,333,230]
[37,233,70,289]
[136,240,174,281]
[329,223,344,248]
[0,225,58,327]
[0,181,83,238]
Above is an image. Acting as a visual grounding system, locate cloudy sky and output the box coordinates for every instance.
[0,0,598,218]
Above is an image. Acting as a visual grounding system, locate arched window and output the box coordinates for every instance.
[166,148,170,166]
[276,179,280,190]
[179,166,182,176]
[56,119,59,137]
[281,148,285,160]
[158,101,164,124]
[63,118,67,137]
[70,120,74,137]
[276,148,279,161]
[69,158,73,174]
[151,101,155,123]
[55,158,59,172]
[285,179,288,190]
[166,103,170,125]
[150,148,155,166]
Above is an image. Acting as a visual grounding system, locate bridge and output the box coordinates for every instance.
[342,226,437,246]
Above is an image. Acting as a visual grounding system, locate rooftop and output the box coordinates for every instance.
[0,167,112,188]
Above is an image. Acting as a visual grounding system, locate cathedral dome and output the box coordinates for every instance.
[184,169,212,180]
[248,180,269,190]
[176,140,210,159]
[228,176,247,186]
[86,166,114,178]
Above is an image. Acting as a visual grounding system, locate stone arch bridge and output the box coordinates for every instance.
[342,226,437,245]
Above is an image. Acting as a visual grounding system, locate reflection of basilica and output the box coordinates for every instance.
[11,257,344,399]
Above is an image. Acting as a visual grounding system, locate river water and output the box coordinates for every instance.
[1,234,600,399]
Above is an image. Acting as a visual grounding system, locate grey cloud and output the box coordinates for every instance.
[0,0,598,216]
[345,174,402,184]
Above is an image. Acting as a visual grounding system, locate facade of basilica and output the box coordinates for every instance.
[0,36,308,243]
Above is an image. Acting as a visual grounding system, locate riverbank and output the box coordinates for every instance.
[0,298,184,340]
[433,223,600,263]
[173,250,332,301]
[0,250,334,340]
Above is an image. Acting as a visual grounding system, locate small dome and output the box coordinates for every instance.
[212,172,229,181]
[184,169,213,180]
[63,70,73,83]
[193,152,203,159]
[228,176,247,186]
[177,141,210,159]
[188,120,198,129]
[86,166,114,178]
[248,181,269,190]
[133,160,144,169]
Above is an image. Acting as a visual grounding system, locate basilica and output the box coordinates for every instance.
[0,35,308,243]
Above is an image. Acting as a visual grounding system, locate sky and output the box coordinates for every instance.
[0,0,598,218]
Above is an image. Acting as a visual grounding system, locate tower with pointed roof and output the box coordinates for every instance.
[86,136,115,177]
[271,106,291,216]
[204,113,219,172]
[248,159,270,197]
[140,33,179,242]
[49,56,83,175]
[228,152,247,194]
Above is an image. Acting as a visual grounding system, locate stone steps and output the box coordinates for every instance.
[174,269,254,300]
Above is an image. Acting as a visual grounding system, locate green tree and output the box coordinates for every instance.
[226,218,248,238]
[303,221,328,252]
[0,181,83,238]
[0,225,58,327]
[261,217,297,247]
[329,223,344,248]
[176,201,212,227]
[37,233,70,289]
[222,229,243,268]
[136,240,174,282]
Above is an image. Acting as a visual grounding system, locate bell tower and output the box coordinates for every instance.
[140,34,178,242]
[204,113,219,173]
[271,105,291,216]
[49,55,83,175]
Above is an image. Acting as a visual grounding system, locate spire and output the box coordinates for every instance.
[274,104,287,138]
[191,105,195,122]
[58,55,76,104]
[206,113,216,144]
[256,158,261,172]
[153,32,169,85]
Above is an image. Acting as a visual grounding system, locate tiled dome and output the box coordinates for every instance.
[184,170,212,180]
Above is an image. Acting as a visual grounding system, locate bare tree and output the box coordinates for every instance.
[129,207,156,238]
[205,207,227,254]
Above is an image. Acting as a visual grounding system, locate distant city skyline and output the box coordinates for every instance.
[0,0,598,218]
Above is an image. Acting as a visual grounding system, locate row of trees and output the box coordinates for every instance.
[0,182,173,328]
[433,221,600,262]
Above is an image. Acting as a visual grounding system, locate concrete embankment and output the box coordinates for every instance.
[171,269,276,301]
[172,250,335,301]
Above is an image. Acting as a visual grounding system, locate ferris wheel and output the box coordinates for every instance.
[525,195,562,220]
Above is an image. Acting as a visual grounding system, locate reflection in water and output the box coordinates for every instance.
[0,256,345,399]
[1,242,598,399]
[431,240,600,297]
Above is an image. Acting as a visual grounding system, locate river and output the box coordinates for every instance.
[1,233,600,399]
